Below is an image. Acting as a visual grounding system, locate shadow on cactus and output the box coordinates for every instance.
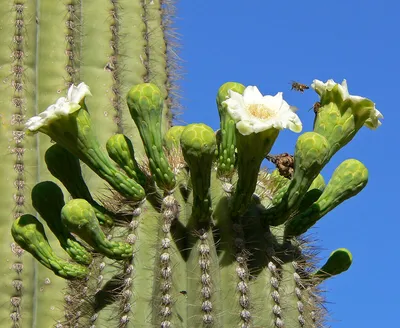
[12,79,382,327]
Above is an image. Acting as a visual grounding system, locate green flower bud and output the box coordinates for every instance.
[216,82,245,178]
[61,199,133,260]
[45,144,114,226]
[32,181,92,265]
[311,79,383,158]
[127,83,176,191]
[106,134,147,186]
[314,248,352,280]
[11,214,89,280]
[180,123,216,222]
[285,159,368,236]
[164,126,185,150]
[266,132,330,226]
[25,85,145,201]
[297,174,326,213]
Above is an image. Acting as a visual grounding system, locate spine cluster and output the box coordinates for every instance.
[107,0,123,133]
[10,3,27,327]
[65,1,81,86]
[233,223,252,328]
[118,206,141,328]
[268,261,284,328]
[159,195,179,327]
[198,229,213,325]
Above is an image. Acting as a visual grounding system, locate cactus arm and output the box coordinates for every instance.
[11,215,89,280]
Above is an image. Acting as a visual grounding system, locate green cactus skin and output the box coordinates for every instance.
[11,214,89,280]
[1,1,380,328]
[0,0,177,326]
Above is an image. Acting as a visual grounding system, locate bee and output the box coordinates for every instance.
[290,81,309,93]
[309,101,321,129]
[310,101,321,114]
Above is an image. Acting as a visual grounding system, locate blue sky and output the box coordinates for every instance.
[175,1,399,327]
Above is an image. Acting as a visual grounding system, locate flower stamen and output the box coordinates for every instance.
[247,104,274,120]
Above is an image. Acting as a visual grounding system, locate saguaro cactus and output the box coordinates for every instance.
[0,1,178,326]
[0,2,383,328]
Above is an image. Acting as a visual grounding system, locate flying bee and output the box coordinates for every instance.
[290,81,309,93]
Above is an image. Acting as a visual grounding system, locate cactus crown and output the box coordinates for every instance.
[10,77,382,327]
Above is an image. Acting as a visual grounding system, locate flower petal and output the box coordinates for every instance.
[67,82,92,104]
[243,86,263,104]
[224,85,302,135]
[364,107,383,129]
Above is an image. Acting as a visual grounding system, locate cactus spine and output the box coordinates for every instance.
[1,2,382,328]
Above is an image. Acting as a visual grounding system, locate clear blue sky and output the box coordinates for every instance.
[175,1,399,327]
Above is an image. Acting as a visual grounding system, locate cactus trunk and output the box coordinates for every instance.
[0,1,174,327]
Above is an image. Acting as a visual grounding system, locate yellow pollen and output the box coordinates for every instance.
[247,104,273,119]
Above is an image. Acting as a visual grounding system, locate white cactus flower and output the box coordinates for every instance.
[311,79,383,129]
[25,82,91,133]
[222,86,302,136]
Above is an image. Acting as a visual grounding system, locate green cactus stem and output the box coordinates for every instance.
[31,181,92,265]
[61,199,133,260]
[180,123,216,223]
[265,132,331,226]
[26,94,146,201]
[127,83,176,192]
[285,159,368,237]
[11,215,89,280]
[297,174,326,212]
[314,248,353,281]
[312,79,382,158]
[106,134,147,186]
[232,128,280,216]
[216,82,245,178]
[45,144,114,226]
